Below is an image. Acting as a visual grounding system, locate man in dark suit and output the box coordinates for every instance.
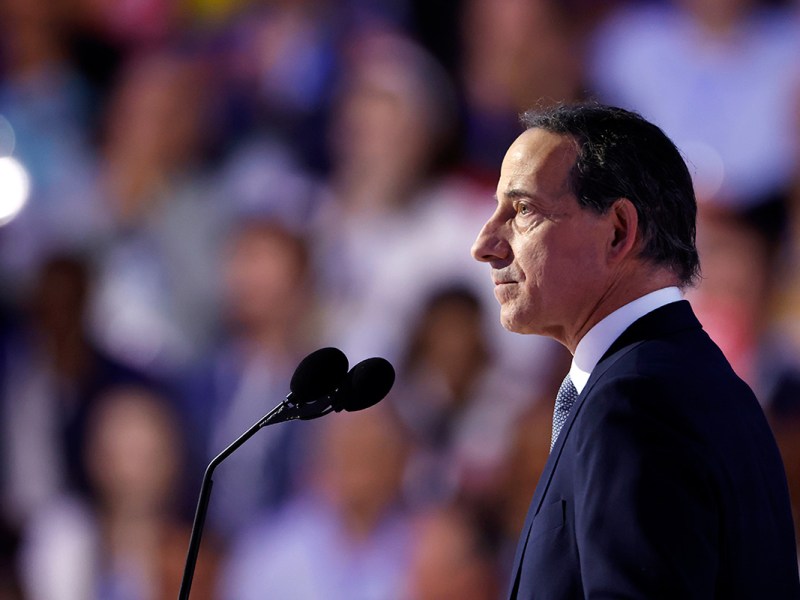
[471,103,800,599]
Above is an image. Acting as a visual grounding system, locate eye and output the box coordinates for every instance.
[513,201,532,217]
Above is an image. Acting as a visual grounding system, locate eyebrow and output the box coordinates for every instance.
[504,188,535,200]
[496,187,567,217]
[494,188,538,204]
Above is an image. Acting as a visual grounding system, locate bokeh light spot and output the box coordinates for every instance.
[680,140,725,202]
[0,156,31,226]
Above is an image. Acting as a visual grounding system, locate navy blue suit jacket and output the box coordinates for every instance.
[509,301,800,599]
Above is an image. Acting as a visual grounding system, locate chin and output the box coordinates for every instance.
[500,310,541,336]
[500,314,526,334]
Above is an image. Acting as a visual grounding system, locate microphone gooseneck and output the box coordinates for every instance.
[178,346,362,600]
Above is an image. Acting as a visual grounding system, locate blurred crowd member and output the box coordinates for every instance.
[683,205,800,417]
[0,0,794,596]
[488,399,557,572]
[771,410,800,561]
[325,27,458,215]
[212,126,321,236]
[403,503,499,600]
[771,112,800,406]
[90,50,229,373]
[0,0,108,288]
[179,217,317,540]
[19,385,219,600]
[459,0,585,179]
[687,209,774,390]
[589,0,800,238]
[213,0,346,173]
[61,0,181,123]
[313,28,541,371]
[392,285,534,507]
[0,253,147,527]
[67,0,178,53]
[220,405,413,600]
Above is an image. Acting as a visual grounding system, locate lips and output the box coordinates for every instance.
[492,272,517,286]
[493,280,516,304]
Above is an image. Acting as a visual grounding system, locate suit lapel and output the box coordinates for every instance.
[507,344,641,598]
[506,301,702,598]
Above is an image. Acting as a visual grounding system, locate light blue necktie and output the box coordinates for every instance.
[551,375,578,451]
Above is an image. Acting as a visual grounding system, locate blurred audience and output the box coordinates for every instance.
[211,0,346,174]
[90,50,229,373]
[313,27,555,381]
[0,0,799,596]
[312,28,473,362]
[686,206,800,417]
[220,405,413,600]
[459,0,585,179]
[489,399,558,572]
[688,209,774,391]
[19,385,219,600]
[589,0,800,238]
[179,217,317,541]
[772,411,800,561]
[0,253,148,527]
[404,503,500,600]
[0,0,107,288]
[393,285,534,507]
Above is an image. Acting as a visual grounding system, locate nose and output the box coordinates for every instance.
[471,215,508,264]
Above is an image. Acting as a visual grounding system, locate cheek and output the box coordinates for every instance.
[515,244,549,296]
[507,240,582,314]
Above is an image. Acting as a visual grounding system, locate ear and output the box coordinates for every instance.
[607,198,639,262]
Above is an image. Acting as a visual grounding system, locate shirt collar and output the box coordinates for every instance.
[569,287,683,393]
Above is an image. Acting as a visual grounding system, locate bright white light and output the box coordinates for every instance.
[0,156,31,226]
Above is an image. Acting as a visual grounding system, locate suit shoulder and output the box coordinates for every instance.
[579,328,784,490]
[600,326,756,412]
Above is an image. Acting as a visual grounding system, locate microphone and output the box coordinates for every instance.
[331,357,396,412]
[293,356,396,420]
[178,349,393,600]
[179,347,348,600]
[287,346,349,403]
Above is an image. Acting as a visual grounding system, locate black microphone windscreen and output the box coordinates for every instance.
[289,347,349,402]
[340,357,395,412]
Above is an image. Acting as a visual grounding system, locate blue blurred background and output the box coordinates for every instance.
[1,0,799,598]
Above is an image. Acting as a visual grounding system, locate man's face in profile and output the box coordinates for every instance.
[471,128,613,346]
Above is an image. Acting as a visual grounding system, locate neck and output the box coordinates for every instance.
[562,267,679,354]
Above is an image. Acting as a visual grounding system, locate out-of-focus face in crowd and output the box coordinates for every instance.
[317,406,408,538]
[405,506,498,600]
[222,220,309,336]
[84,387,181,516]
[102,53,208,222]
[328,30,456,209]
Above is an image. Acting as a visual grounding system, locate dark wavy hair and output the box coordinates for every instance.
[521,103,700,287]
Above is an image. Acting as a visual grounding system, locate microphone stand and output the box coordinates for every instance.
[177,395,334,600]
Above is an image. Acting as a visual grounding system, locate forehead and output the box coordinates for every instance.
[498,128,578,199]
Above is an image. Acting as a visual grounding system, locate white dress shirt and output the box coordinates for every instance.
[570,287,683,394]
